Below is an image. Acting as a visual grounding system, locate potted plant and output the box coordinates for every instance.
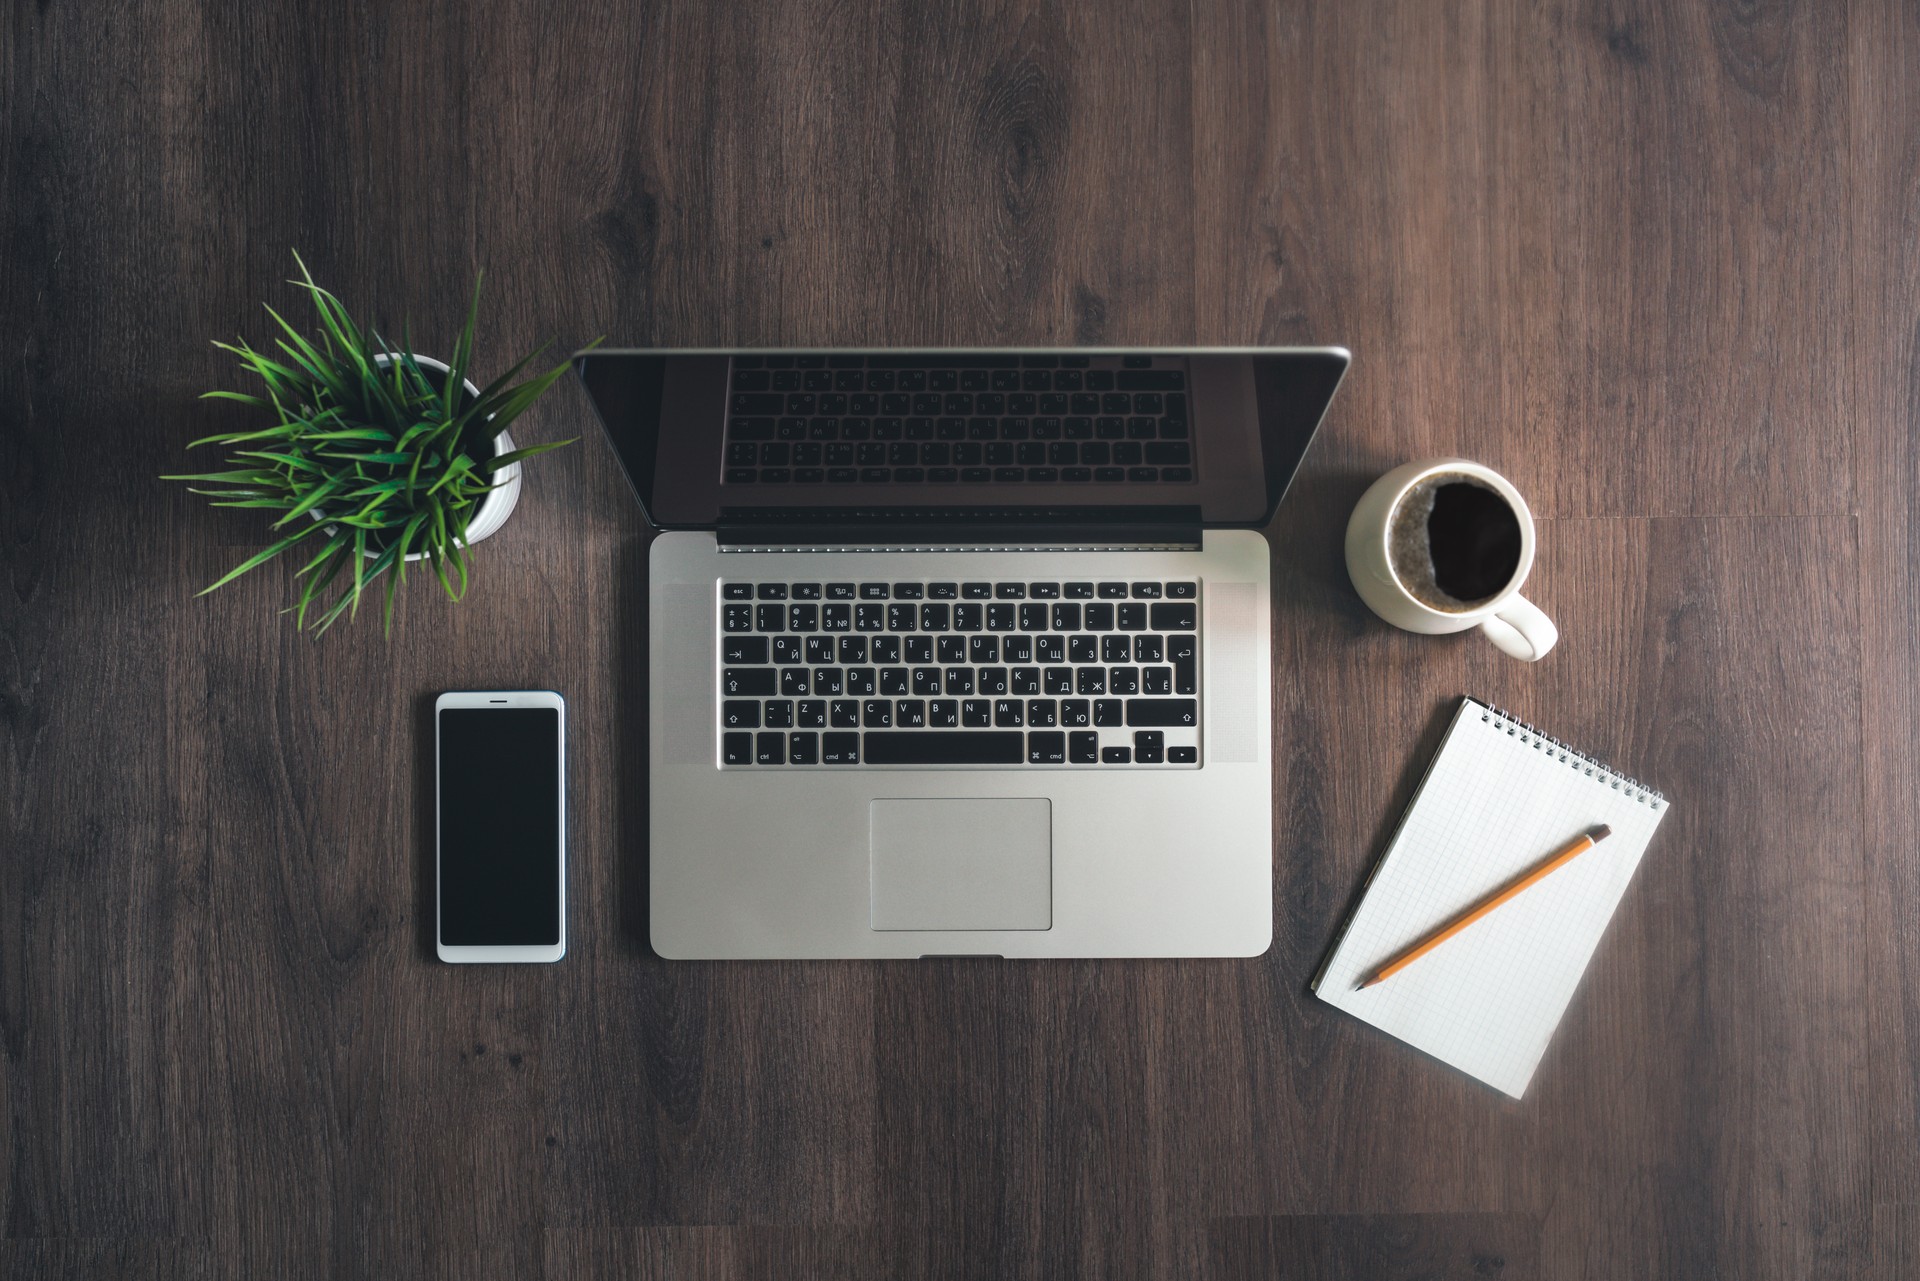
[166,253,590,633]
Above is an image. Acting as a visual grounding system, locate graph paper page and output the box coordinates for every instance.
[1314,700,1668,1098]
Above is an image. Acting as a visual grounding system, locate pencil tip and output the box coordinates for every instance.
[1591,823,1612,842]
[1355,976,1376,990]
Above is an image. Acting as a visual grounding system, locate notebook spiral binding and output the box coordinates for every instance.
[1477,702,1665,809]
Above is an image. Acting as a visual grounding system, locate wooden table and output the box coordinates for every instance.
[3,3,1914,1277]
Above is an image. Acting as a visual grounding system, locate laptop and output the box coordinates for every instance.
[576,347,1349,958]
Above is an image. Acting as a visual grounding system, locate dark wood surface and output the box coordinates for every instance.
[3,2,1915,1277]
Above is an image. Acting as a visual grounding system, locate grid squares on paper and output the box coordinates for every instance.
[1315,700,1668,1098]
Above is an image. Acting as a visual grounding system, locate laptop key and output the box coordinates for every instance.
[1170,639,1197,694]
[1102,746,1132,764]
[724,604,754,632]
[1070,731,1099,764]
[821,732,861,764]
[723,636,768,664]
[724,583,754,600]
[723,669,777,697]
[864,732,1023,765]
[1150,602,1198,630]
[756,732,786,765]
[1094,699,1124,726]
[722,700,761,729]
[764,700,794,728]
[831,699,861,727]
[1134,731,1165,764]
[798,700,827,728]
[788,733,819,765]
[1028,731,1066,764]
[1168,746,1197,764]
[1126,699,1197,727]
[962,699,992,727]
[1061,699,1091,727]
[723,733,753,765]
[863,700,892,728]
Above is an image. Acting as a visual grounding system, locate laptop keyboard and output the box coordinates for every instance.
[721,354,1196,487]
[718,579,1200,767]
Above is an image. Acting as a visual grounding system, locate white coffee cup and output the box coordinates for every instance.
[1344,458,1558,661]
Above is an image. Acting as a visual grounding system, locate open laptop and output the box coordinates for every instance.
[576,347,1349,958]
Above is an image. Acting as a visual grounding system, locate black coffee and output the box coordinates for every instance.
[1388,474,1523,611]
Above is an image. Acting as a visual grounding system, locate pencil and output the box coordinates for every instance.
[1356,824,1613,989]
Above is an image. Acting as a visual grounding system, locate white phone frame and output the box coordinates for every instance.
[435,689,567,963]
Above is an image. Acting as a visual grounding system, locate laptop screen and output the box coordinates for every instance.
[575,348,1347,530]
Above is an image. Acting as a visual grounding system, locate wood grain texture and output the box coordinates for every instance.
[1851,0,1920,1232]
[0,1,1910,1278]
[1208,1212,1538,1281]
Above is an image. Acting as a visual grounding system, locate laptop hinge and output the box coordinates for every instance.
[714,506,1203,553]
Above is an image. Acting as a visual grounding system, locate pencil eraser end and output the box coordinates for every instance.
[1590,824,1612,842]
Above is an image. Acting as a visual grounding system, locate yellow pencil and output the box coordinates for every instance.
[1357,824,1613,989]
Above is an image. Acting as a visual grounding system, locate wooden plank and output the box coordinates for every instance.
[1208,1213,1539,1281]
[1850,0,1920,1217]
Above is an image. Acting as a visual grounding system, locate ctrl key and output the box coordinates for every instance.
[756,732,786,765]
[723,732,754,765]
[821,732,861,765]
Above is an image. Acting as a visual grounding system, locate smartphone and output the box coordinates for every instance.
[435,690,566,963]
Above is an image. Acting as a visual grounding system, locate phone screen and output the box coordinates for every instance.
[438,707,561,945]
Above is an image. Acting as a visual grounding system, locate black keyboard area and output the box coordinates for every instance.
[721,353,1197,487]
[717,578,1201,768]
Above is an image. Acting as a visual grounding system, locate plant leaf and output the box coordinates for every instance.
[484,439,577,472]
[271,473,350,527]
[197,524,320,596]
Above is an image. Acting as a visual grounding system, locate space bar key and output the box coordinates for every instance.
[863,732,1025,764]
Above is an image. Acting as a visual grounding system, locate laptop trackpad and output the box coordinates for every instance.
[869,799,1052,931]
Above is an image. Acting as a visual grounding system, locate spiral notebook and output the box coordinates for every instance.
[1313,698,1669,1098]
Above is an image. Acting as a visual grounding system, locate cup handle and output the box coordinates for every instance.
[1480,594,1558,661]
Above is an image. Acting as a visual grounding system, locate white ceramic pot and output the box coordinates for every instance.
[327,353,522,560]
